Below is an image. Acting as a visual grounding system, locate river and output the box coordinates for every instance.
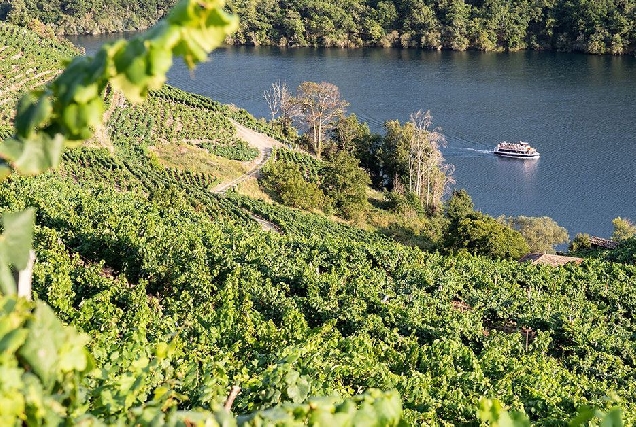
[69,34,636,240]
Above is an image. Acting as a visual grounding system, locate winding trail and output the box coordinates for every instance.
[211,119,282,194]
[91,88,124,151]
[212,120,283,233]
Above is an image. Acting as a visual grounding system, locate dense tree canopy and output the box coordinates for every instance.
[225,0,636,53]
[444,190,530,259]
[1,0,171,34]
[500,215,569,254]
[2,0,635,53]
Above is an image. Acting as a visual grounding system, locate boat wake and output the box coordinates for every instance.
[444,146,494,158]
[463,148,494,154]
[442,134,494,158]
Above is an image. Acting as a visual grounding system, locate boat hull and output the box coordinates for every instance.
[494,151,540,159]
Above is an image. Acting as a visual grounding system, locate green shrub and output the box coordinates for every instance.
[453,214,530,259]
[384,191,424,216]
[443,190,529,259]
[612,217,636,242]
[569,233,592,252]
[261,159,325,211]
[321,151,370,220]
[500,215,569,254]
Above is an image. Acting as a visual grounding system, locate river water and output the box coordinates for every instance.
[70,35,636,240]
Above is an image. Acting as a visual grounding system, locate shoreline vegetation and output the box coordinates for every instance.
[2,0,635,55]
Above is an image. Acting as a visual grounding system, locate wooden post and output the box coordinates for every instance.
[13,250,36,300]
[224,385,241,412]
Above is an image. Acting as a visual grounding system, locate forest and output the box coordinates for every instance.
[1,1,636,424]
[1,0,635,54]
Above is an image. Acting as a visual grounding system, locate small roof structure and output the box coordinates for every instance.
[589,236,619,249]
[519,253,583,267]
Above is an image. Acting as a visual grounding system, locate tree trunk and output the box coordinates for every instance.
[317,120,322,159]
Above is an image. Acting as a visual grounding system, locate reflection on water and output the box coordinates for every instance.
[66,32,135,55]
[494,157,539,181]
[496,158,539,208]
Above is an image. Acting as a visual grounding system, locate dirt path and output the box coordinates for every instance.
[212,120,282,194]
[212,120,284,233]
[250,214,282,233]
[90,88,124,152]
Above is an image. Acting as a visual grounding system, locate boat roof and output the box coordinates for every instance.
[499,141,530,145]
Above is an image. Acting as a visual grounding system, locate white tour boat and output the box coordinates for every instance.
[494,141,540,159]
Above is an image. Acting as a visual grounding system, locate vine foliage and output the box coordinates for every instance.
[0,1,407,425]
[0,0,238,293]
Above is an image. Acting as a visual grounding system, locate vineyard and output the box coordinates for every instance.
[0,21,271,166]
[3,160,636,423]
[225,192,386,243]
[0,23,78,127]
[270,147,325,182]
[60,146,255,226]
[2,17,636,426]
[108,87,259,161]
[152,84,293,145]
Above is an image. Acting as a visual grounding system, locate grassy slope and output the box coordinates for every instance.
[3,24,636,425]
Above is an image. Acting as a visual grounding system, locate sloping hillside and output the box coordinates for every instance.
[0,23,78,130]
[2,24,636,425]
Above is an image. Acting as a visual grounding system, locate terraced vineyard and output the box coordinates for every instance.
[108,87,259,161]
[4,155,636,423]
[0,23,264,164]
[151,84,291,148]
[0,23,77,126]
[60,145,255,226]
[225,192,386,243]
[271,147,325,181]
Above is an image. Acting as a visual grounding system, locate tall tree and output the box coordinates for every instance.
[440,0,473,50]
[331,114,384,187]
[294,81,348,159]
[382,111,453,213]
[332,113,363,153]
[380,119,411,190]
[408,109,452,212]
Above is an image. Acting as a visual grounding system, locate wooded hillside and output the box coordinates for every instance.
[2,0,635,53]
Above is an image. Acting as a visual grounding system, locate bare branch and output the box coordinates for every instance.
[264,81,283,121]
[280,82,300,121]
[405,109,453,212]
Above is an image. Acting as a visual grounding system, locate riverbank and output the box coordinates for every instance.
[6,0,636,56]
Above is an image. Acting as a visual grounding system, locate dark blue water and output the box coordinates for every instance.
[69,35,636,239]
